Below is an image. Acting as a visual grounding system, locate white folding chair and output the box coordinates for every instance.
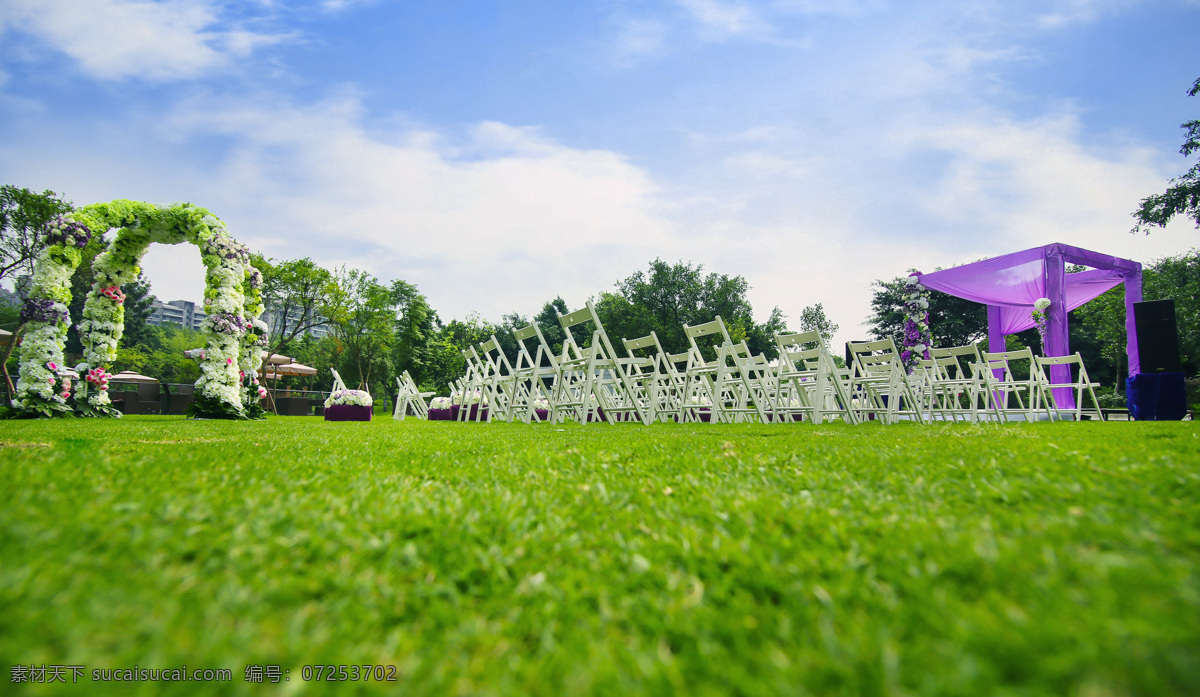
[510,323,560,423]
[846,339,926,424]
[477,335,517,423]
[774,330,857,424]
[330,367,349,392]
[681,317,736,423]
[456,347,491,422]
[553,301,650,425]
[623,332,690,423]
[920,344,995,423]
[714,340,774,423]
[978,347,1050,422]
[1034,353,1104,421]
[393,370,434,421]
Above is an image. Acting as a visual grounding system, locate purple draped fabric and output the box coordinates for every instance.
[919,243,1143,408]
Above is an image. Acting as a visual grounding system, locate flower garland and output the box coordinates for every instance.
[13,200,267,419]
[901,272,933,374]
[1031,297,1051,355]
[11,216,91,417]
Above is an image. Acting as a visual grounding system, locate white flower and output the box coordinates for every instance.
[1034,297,1051,311]
[325,389,374,408]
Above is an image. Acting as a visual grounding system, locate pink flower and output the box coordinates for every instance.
[46,361,58,371]
[226,358,233,365]
[47,377,55,385]
[100,286,126,304]
[239,371,245,379]
[60,392,70,399]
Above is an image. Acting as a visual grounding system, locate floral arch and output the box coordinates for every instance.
[12,200,269,419]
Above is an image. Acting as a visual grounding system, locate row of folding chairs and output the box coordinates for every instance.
[397,303,1104,424]
[859,342,1105,423]
[427,302,861,425]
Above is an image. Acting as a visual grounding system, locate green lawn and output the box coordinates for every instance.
[2,417,1198,696]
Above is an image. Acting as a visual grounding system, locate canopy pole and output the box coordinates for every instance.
[1124,267,1143,377]
[987,305,1006,409]
[1044,250,1074,408]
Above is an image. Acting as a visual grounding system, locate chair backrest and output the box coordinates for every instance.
[513,323,557,367]
[556,305,597,363]
[847,339,900,378]
[775,330,828,373]
[982,347,1035,381]
[330,368,348,392]
[930,344,983,380]
[622,333,659,354]
[557,300,625,366]
[479,335,514,377]
[683,317,734,364]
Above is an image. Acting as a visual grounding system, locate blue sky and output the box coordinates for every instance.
[1,0,1197,349]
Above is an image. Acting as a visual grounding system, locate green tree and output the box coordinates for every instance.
[1074,251,1200,386]
[325,267,399,391]
[391,279,438,387]
[1132,77,1200,234]
[533,297,570,356]
[599,258,785,359]
[65,231,110,358]
[866,274,988,348]
[254,255,336,358]
[0,185,74,287]
[799,303,838,347]
[120,273,155,349]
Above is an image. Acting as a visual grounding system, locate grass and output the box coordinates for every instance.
[1,417,1198,696]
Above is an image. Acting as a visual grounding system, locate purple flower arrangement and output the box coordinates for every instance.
[200,233,250,263]
[42,216,92,249]
[19,298,68,325]
[900,272,933,373]
[205,312,248,336]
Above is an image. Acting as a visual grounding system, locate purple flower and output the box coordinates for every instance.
[20,298,68,324]
[42,216,92,249]
[205,312,248,336]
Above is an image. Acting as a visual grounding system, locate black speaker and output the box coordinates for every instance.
[1134,299,1182,373]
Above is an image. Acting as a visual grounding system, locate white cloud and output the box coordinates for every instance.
[676,0,773,40]
[1,0,291,80]
[610,19,668,66]
[129,94,679,320]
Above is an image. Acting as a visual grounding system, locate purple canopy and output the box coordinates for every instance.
[918,243,1143,406]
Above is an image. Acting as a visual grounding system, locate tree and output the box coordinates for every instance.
[533,297,570,356]
[391,279,437,387]
[325,267,399,391]
[65,231,110,357]
[1073,251,1200,388]
[1132,77,1200,234]
[866,274,988,348]
[799,303,838,347]
[120,273,155,349]
[254,255,335,359]
[600,258,786,358]
[0,185,74,288]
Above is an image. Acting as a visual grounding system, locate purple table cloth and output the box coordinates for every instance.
[324,405,372,421]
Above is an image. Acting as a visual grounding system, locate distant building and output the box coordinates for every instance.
[262,306,332,340]
[148,299,207,331]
